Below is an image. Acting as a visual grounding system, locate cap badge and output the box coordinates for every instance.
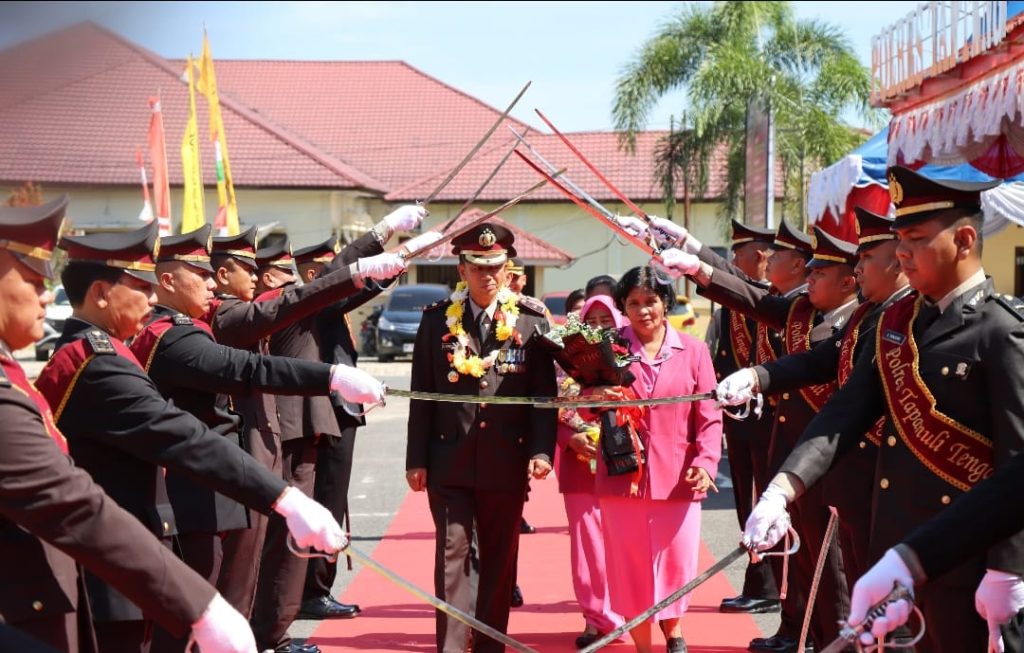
[479,228,496,248]
[855,219,862,236]
[888,173,904,205]
[810,234,818,250]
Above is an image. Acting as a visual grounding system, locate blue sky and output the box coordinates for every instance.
[0,1,917,132]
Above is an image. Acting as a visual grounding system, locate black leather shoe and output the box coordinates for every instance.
[520,518,536,534]
[271,642,321,653]
[575,630,601,649]
[510,585,524,608]
[720,595,782,614]
[296,595,361,620]
[748,634,809,653]
[666,637,687,653]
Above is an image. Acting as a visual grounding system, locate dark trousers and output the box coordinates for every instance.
[303,424,357,602]
[725,424,778,600]
[152,533,225,653]
[92,620,151,653]
[251,438,318,650]
[218,428,282,617]
[787,482,850,647]
[427,486,524,653]
[913,583,989,653]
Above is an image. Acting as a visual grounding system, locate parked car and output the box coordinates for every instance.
[667,294,701,338]
[375,283,450,361]
[541,290,570,325]
[35,285,72,361]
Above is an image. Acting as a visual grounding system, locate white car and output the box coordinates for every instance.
[35,285,72,360]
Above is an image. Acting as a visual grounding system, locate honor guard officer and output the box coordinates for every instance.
[128,226,385,653]
[406,223,557,653]
[744,167,1024,653]
[659,221,860,651]
[33,221,348,653]
[697,220,782,616]
[717,207,911,587]
[0,199,262,653]
[205,207,418,618]
[296,230,442,622]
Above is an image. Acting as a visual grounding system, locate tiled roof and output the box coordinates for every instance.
[413,208,573,265]
[0,23,383,191]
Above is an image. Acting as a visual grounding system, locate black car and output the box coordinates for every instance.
[375,283,450,361]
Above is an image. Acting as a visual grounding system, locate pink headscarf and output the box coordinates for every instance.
[579,294,625,329]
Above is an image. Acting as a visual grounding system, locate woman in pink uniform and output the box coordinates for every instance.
[555,295,625,648]
[589,266,722,653]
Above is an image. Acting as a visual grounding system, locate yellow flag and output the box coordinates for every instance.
[197,32,239,235]
[180,54,206,233]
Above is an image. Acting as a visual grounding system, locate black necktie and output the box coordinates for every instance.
[477,310,490,343]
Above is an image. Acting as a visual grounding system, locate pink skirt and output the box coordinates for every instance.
[598,496,701,621]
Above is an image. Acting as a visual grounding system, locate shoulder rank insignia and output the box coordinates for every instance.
[424,299,450,312]
[172,314,194,326]
[995,293,1024,321]
[85,329,116,355]
[517,295,546,316]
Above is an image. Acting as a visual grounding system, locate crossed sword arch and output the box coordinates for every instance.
[289,83,924,652]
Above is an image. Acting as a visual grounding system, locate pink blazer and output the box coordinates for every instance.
[591,325,723,502]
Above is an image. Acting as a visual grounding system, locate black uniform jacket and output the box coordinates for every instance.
[272,231,385,441]
[0,352,213,637]
[209,230,375,439]
[130,305,332,533]
[782,280,1024,586]
[34,319,287,621]
[406,296,557,493]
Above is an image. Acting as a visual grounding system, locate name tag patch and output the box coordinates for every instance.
[883,329,906,345]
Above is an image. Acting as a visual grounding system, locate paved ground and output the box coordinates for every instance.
[14,345,778,644]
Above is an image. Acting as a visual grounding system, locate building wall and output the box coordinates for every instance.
[982,224,1024,296]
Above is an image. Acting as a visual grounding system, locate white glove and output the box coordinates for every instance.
[716,368,758,407]
[650,216,700,253]
[191,593,258,653]
[742,483,791,552]
[976,569,1024,653]
[384,205,428,232]
[848,548,915,646]
[402,230,444,254]
[274,486,347,553]
[652,248,700,280]
[613,214,649,238]
[356,252,407,281]
[330,364,386,404]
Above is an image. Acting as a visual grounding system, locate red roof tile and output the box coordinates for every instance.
[0,23,383,191]
[414,208,573,265]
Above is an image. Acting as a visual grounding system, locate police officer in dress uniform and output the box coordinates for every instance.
[717,208,912,589]
[32,221,348,653]
[127,226,386,653]
[743,166,1024,653]
[702,220,782,616]
[206,208,417,621]
[0,198,256,653]
[296,230,442,621]
[406,223,557,653]
[659,220,858,652]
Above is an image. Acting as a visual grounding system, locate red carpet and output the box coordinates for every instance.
[310,480,761,652]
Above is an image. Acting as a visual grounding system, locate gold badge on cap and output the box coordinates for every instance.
[855,219,862,236]
[888,173,904,205]
[810,234,818,250]
[478,228,496,248]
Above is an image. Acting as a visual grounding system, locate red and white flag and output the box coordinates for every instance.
[136,149,154,224]
[147,97,173,236]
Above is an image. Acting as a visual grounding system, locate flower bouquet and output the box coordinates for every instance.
[540,313,638,387]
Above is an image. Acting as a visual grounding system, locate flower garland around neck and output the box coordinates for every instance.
[443,281,520,381]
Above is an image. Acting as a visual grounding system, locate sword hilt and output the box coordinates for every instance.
[834,583,924,652]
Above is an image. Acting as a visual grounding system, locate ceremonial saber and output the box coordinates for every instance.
[399,173,563,261]
[344,544,541,653]
[386,387,714,409]
[819,584,924,653]
[440,131,529,233]
[508,126,617,220]
[580,534,801,652]
[513,149,660,259]
[421,81,532,206]
[535,108,651,221]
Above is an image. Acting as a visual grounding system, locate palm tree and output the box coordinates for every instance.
[614,1,877,227]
